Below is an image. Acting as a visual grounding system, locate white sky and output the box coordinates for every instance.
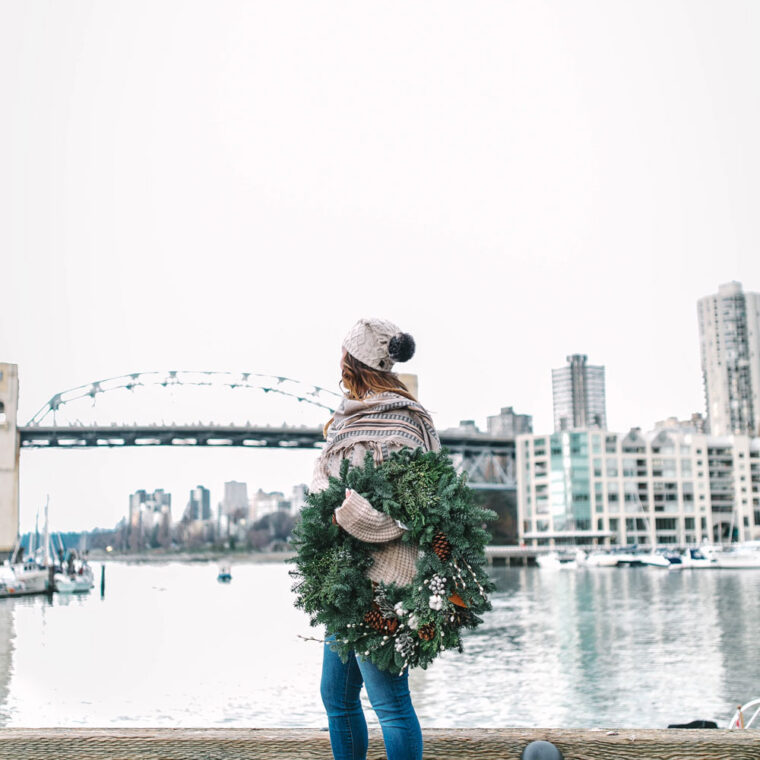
[2,1,759,531]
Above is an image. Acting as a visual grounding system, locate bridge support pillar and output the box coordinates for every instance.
[0,364,19,555]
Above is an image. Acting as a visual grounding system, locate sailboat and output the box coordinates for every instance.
[0,499,52,598]
[53,547,95,593]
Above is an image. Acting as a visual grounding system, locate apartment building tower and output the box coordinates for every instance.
[552,354,607,432]
[698,281,760,436]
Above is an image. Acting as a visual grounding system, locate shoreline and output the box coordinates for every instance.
[89,550,296,564]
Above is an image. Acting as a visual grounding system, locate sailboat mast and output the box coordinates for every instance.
[43,495,50,567]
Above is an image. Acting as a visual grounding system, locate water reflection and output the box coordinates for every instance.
[0,601,14,725]
[0,563,758,728]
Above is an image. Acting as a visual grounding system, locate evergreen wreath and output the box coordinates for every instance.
[289,447,496,674]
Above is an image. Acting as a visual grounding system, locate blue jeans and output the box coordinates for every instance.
[320,636,423,760]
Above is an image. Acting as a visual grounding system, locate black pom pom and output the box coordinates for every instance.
[388,332,415,363]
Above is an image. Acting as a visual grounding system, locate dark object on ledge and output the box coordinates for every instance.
[668,719,719,729]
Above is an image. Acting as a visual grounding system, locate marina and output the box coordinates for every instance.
[487,541,760,569]
[0,503,95,600]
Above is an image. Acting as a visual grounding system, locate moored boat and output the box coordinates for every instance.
[713,544,760,569]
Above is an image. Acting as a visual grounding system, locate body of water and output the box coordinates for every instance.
[0,561,757,729]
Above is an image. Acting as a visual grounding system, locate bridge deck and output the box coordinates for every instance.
[0,727,753,760]
[18,425,516,453]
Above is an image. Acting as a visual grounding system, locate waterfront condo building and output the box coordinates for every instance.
[698,281,760,436]
[517,428,760,547]
[552,354,607,432]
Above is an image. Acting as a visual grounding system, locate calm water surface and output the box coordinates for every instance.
[0,561,758,728]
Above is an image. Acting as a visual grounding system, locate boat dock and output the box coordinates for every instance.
[486,545,543,566]
[0,727,754,759]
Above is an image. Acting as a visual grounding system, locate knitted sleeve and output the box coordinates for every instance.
[334,489,405,543]
[329,439,410,543]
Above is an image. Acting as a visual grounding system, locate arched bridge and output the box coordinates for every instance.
[17,370,515,491]
[0,367,516,551]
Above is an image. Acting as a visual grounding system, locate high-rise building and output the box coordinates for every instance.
[222,481,249,517]
[186,485,211,521]
[128,488,172,550]
[290,484,308,512]
[552,354,607,432]
[697,281,760,436]
[249,489,288,521]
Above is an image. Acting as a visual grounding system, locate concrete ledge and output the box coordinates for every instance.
[0,727,756,760]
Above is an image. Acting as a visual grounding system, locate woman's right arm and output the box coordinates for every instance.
[317,442,407,543]
[334,489,405,543]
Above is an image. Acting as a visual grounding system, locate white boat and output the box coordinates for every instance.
[536,551,579,569]
[0,560,49,598]
[54,573,77,593]
[72,564,95,592]
[679,546,719,569]
[584,550,621,567]
[638,551,672,568]
[56,551,95,593]
[13,560,50,593]
[713,543,760,569]
[0,564,24,597]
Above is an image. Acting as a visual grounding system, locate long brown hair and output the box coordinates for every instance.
[323,352,417,437]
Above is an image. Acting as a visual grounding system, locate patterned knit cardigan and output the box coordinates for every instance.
[309,391,441,586]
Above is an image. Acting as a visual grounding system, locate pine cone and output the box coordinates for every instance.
[364,603,399,635]
[432,531,452,562]
[418,623,436,641]
[364,605,385,631]
[381,617,399,635]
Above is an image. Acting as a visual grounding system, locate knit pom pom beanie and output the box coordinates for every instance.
[342,318,416,372]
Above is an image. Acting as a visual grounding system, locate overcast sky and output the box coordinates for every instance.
[2,1,759,531]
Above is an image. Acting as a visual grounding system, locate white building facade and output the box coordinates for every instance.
[517,428,760,547]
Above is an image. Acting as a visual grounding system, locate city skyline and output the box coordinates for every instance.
[12,276,760,535]
[3,2,759,532]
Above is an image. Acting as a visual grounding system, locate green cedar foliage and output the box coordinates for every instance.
[289,447,496,673]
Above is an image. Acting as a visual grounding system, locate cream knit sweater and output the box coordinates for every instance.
[309,391,441,586]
